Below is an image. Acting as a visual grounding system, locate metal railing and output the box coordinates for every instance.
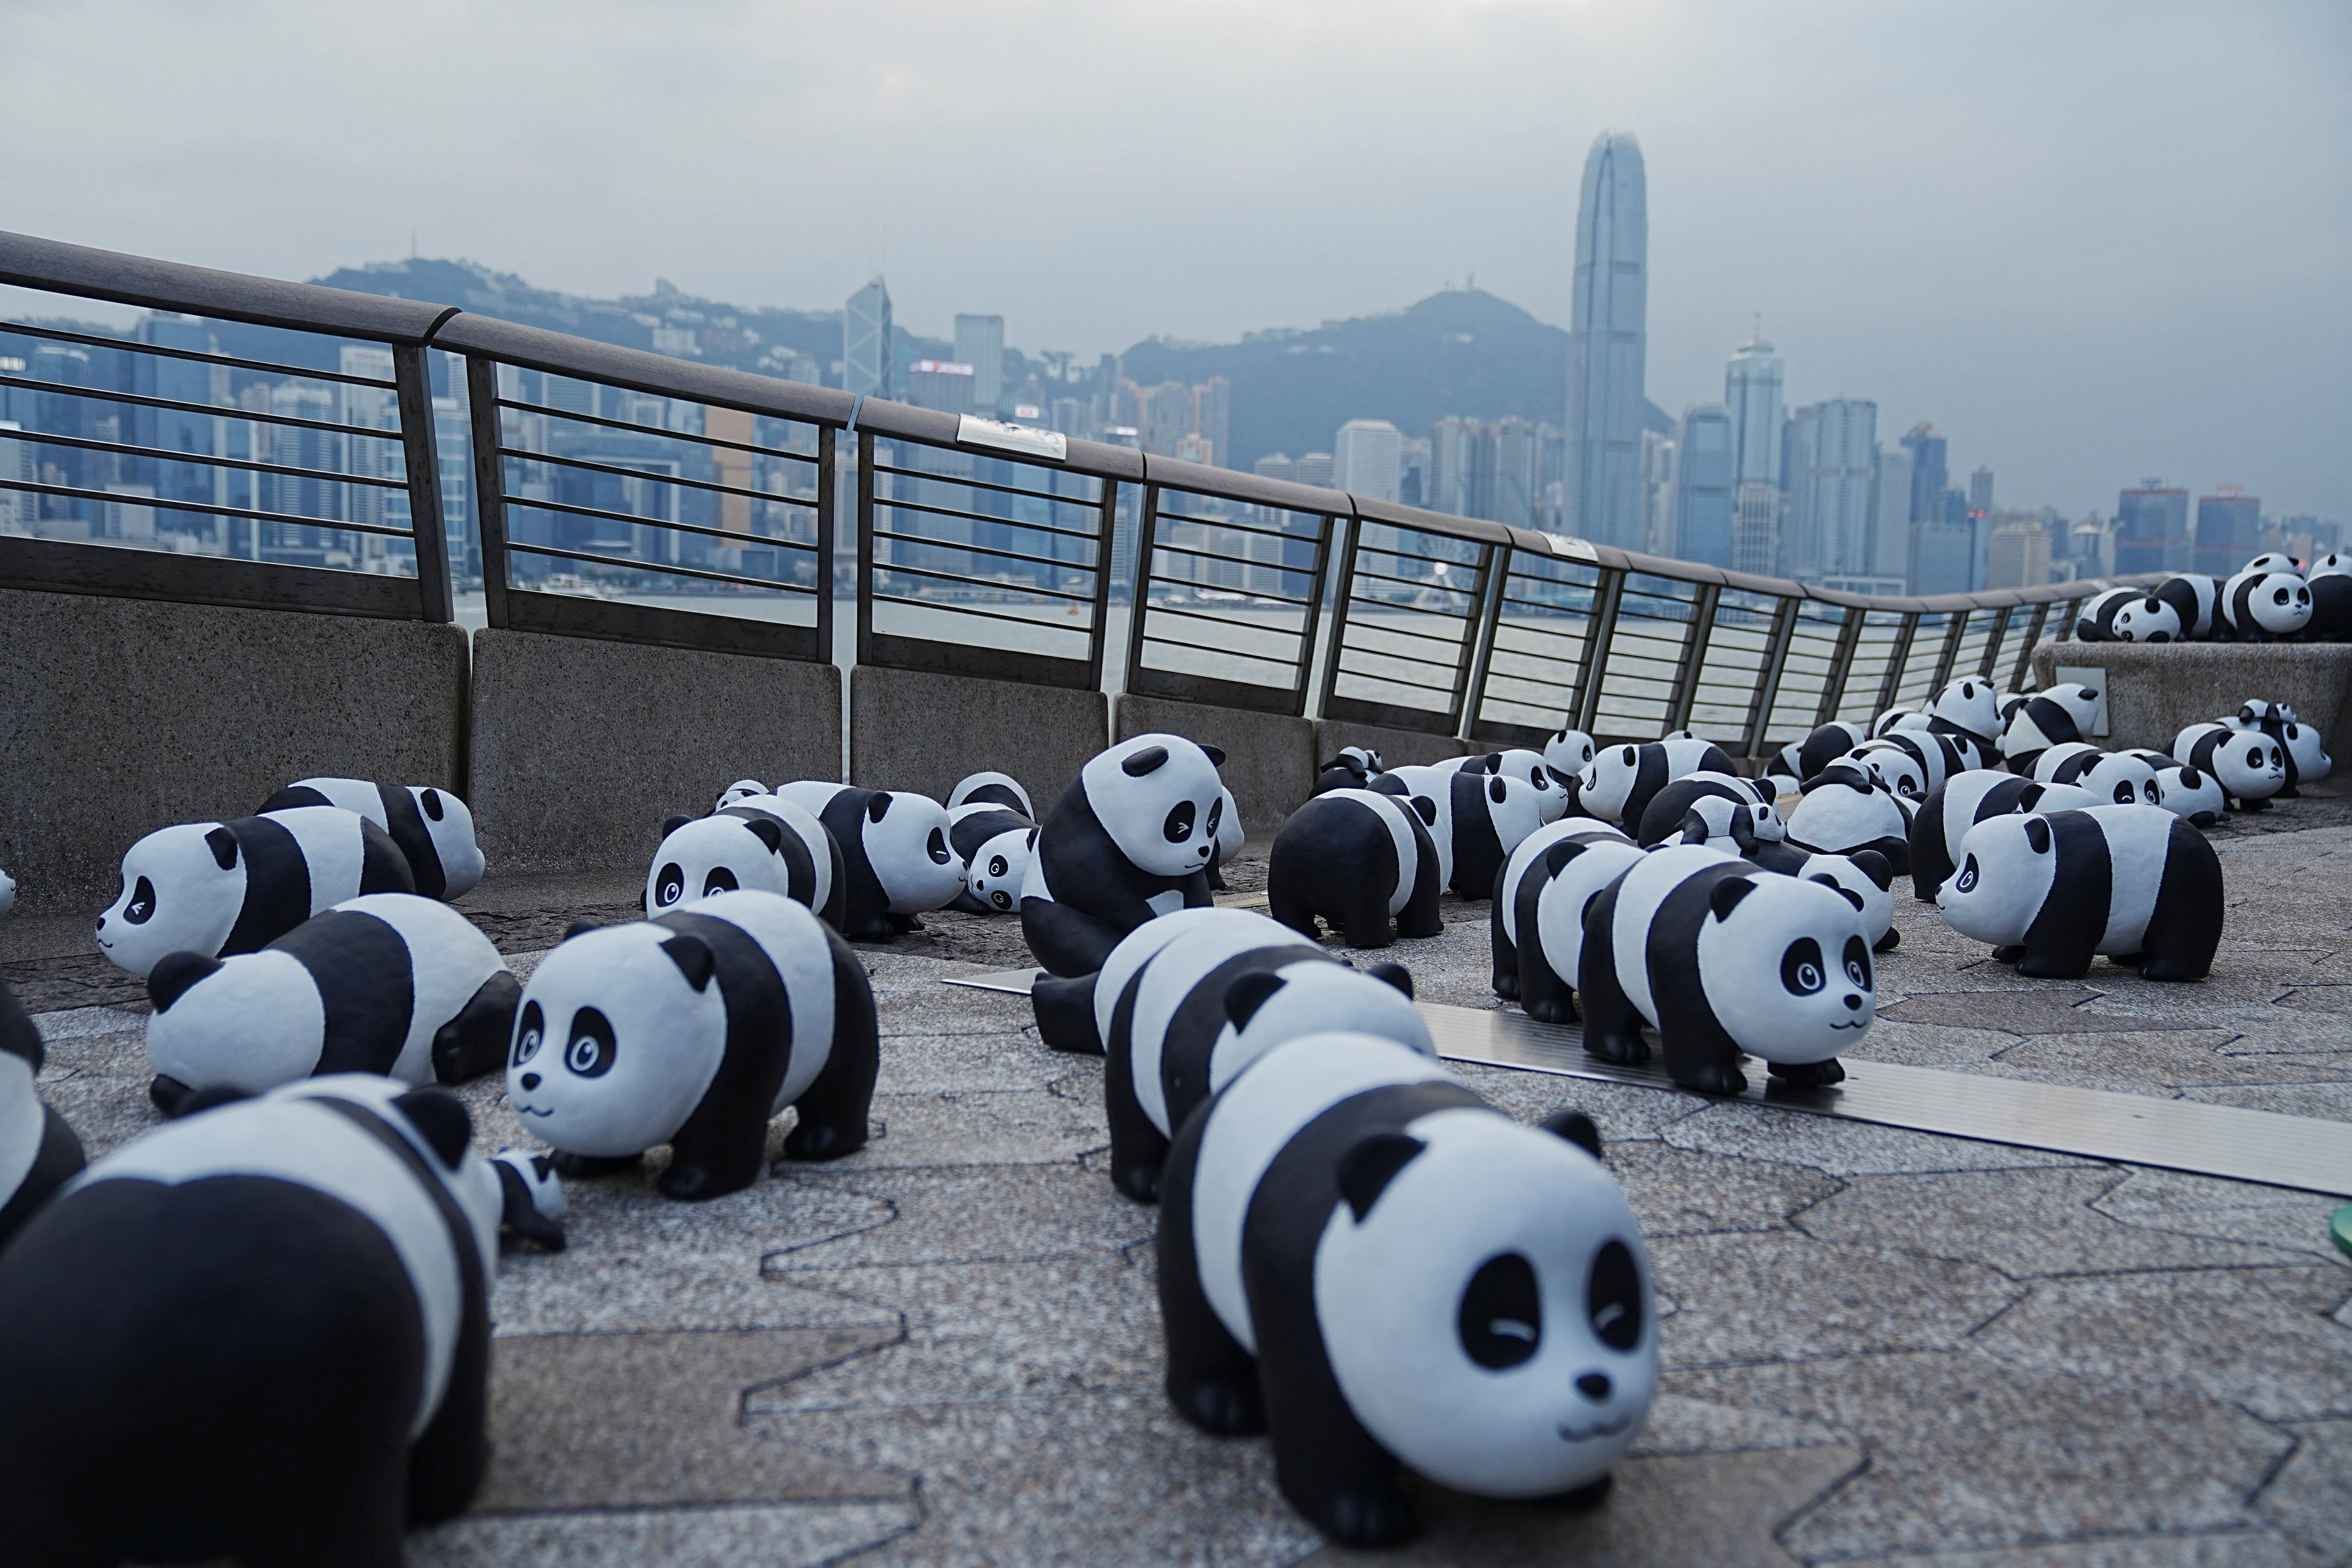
[0,229,2142,756]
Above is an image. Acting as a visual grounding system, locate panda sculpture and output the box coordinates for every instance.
[1918,676,2005,754]
[2153,574,2223,641]
[1509,833,1651,1025]
[2306,573,2352,640]
[1937,804,2223,981]
[1579,844,1877,1095]
[1267,787,1445,949]
[508,889,878,1200]
[1018,734,1229,977]
[1449,748,1571,822]
[2032,744,2162,808]
[713,778,768,812]
[2119,750,2227,828]
[1489,817,1635,1000]
[1998,683,2103,776]
[945,802,1038,914]
[2229,701,2331,795]
[258,778,486,901]
[1079,909,1434,1200]
[2312,553,2351,580]
[1631,772,1779,848]
[1784,720,1871,787]
[1784,760,1915,874]
[142,892,519,1115]
[1543,727,1596,781]
[1677,808,1901,955]
[1863,725,1984,789]
[2173,722,2287,809]
[0,1075,560,1568]
[1369,764,1548,897]
[1207,785,1246,892]
[1909,770,2063,901]
[96,807,416,979]
[2218,569,2312,642]
[2075,588,2181,644]
[0,975,83,1252]
[1847,738,1930,803]
[2244,551,2302,576]
[647,793,845,929]
[1157,1031,1655,1547]
[0,866,12,919]
[773,782,963,940]
[947,771,1034,817]
[1574,737,1737,829]
[1311,747,1384,796]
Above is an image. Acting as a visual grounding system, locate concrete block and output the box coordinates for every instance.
[0,589,466,917]
[849,666,1106,812]
[1113,694,1315,828]
[469,629,840,880]
[1314,716,1474,771]
[2030,640,2352,757]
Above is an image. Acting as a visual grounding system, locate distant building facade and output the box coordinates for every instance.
[1786,398,1878,580]
[2194,487,2261,577]
[1984,517,2052,589]
[1563,133,1648,547]
[843,278,893,398]
[1673,404,1733,568]
[952,315,1004,411]
[1724,335,1783,492]
[1333,419,1404,505]
[2115,481,2189,574]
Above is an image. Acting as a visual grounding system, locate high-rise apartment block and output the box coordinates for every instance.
[1673,405,1733,568]
[1871,443,1914,590]
[1732,482,1778,578]
[1333,420,1403,506]
[2115,481,2189,574]
[1724,335,1783,491]
[952,315,1004,411]
[1787,398,1878,580]
[1192,379,1230,470]
[1564,133,1648,547]
[1901,422,1947,523]
[2194,487,2261,576]
[1984,517,2052,589]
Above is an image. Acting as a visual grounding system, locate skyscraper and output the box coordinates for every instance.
[1984,518,2052,589]
[1333,419,1403,506]
[952,315,1004,411]
[1786,399,1878,579]
[1900,422,1947,523]
[843,279,892,398]
[1871,443,1914,588]
[1563,133,1648,548]
[1732,483,1778,578]
[1672,405,1733,568]
[2115,481,2189,574]
[2194,487,2261,577]
[1724,335,1783,491]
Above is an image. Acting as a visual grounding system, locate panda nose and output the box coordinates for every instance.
[1844,994,1863,1011]
[520,1073,541,1092]
[1576,1373,1612,1402]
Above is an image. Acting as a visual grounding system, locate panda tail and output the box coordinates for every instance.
[1032,972,1103,1055]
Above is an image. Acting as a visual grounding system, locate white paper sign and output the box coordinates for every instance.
[956,415,1067,462]
[2053,664,2110,736]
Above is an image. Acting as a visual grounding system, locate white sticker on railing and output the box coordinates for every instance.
[956,416,1068,462]
[1539,532,1598,562]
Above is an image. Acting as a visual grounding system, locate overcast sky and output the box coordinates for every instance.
[3,1,2346,518]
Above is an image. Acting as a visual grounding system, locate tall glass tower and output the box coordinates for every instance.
[1565,133,1648,549]
[1724,335,1783,491]
[844,278,893,398]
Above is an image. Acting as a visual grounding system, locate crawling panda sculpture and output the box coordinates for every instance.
[1632,773,1781,848]
[1847,737,1930,803]
[1785,760,1915,874]
[2230,701,2331,795]
[2218,569,2312,641]
[1157,1031,1655,1547]
[0,1075,559,1568]
[1543,727,1596,781]
[1370,764,1548,897]
[259,778,486,899]
[97,807,416,979]
[509,889,878,1200]
[142,892,519,1115]
[1909,770,2065,901]
[0,975,83,1252]
[947,771,1034,816]
[2075,588,2181,644]
[1917,676,2005,755]
[1937,804,2223,981]
[648,793,845,928]
[1490,817,1635,1000]
[2119,750,2227,827]
[1575,737,1737,828]
[1858,727,1982,791]
[774,783,963,940]
[1019,734,1228,976]
[948,800,1038,913]
[1580,844,1877,1094]
[1508,833,1650,1024]
[2032,744,2162,808]
[2153,574,2223,641]
[1998,683,2103,776]
[2173,722,2287,809]
[1312,747,1384,796]
[1780,721,1870,787]
[1267,788,1444,949]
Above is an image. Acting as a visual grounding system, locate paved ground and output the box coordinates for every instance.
[11,797,2352,1566]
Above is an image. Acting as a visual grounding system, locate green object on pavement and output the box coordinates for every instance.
[2333,1205,2352,1261]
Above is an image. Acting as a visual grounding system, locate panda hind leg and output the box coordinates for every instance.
[1156,1112,1264,1436]
[551,1150,644,1179]
[1334,890,1398,950]
[1104,1038,1171,1203]
[1574,887,1649,1065]
[1767,1057,1845,1089]
[782,932,882,1164]
[432,969,523,1084]
[1394,872,1444,940]
[2013,947,2094,980]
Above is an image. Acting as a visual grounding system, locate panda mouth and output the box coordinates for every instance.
[1557,1414,1634,1442]
[1829,1019,1869,1030]
[514,1104,554,1119]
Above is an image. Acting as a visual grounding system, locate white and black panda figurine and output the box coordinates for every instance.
[648,793,845,929]
[1543,727,1596,781]
[1909,770,2062,901]
[1784,760,1914,874]
[1789,721,1871,786]
[1268,789,1444,949]
[2306,573,2352,640]
[1157,1032,1655,1547]
[0,975,83,1252]
[1867,725,1985,789]
[0,866,16,919]
[2075,588,2181,644]
[1998,683,2102,776]
[2033,744,2162,808]
[2173,722,2288,809]
[1018,734,1228,976]
[774,782,962,940]
[947,771,1034,817]
[1206,785,1246,892]
[1370,765,1548,897]
[1490,817,1635,1000]
[1574,736,1737,829]
[259,778,486,900]
[2244,551,2302,576]
[492,1146,567,1233]
[1451,748,1571,823]
[1679,808,1900,955]
[714,777,769,811]
[1509,833,1649,1024]
[96,807,416,979]
[1938,804,2224,981]
[2119,750,2227,828]
[1312,747,1385,796]
[2218,569,2312,642]
[142,892,519,1115]
[2153,574,2223,641]
[2230,701,2330,795]
[508,889,878,1200]
[1579,844,1876,1094]
[1847,737,1930,804]
[1632,772,1779,848]
[947,800,1037,914]
[0,1075,560,1568]
[1920,676,2005,755]
[2312,553,2351,580]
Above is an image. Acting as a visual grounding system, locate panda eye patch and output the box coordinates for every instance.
[2247,746,2265,767]
[1207,795,1225,836]
[1844,936,1871,990]
[988,854,1009,878]
[655,864,685,906]
[563,1009,617,1078]
[1458,1252,1542,1369]
[702,867,739,898]
[1163,801,1196,843]
[512,1001,544,1068]
[927,827,951,865]
[1588,1240,1643,1351]
[1781,937,1825,995]
[123,875,157,925]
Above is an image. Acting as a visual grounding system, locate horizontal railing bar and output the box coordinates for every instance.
[870,526,1099,576]
[874,559,1098,604]
[1333,660,1461,697]
[1346,565,1480,603]
[1141,628,1300,670]
[0,476,414,538]
[1482,670,1579,696]
[504,491,817,551]
[503,445,820,509]
[868,589,1096,634]
[1151,507,1323,544]
[874,491,1104,543]
[0,318,399,387]
[497,395,821,464]
[1144,539,1314,581]
[1141,601,1311,642]
[869,458,1100,508]
[0,426,408,490]
[1142,575,1316,611]
[507,540,816,593]
[1342,613,1472,650]
[0,372,395,439]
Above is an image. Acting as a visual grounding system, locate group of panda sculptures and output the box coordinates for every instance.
[2075,551,2352,644]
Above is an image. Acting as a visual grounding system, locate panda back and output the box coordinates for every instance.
[1322,789,1422,914]
[1499,818,1623,942]
[725,795,834,912]
[329,894,507,1082]
[1138,937,1329,1136]
[1092,908,1241,1048]
[949,805,1032,864]
[269,905,423,1079]
[1607,847,1729,1022]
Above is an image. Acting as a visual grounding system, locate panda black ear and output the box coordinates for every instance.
[1122,746,1170,777]
[1410,795,1439,827]
[392,1088,474,1171]
[867,792,892,822]
[1811,878,1865,912]
[1337,1131,1426,1222]
[1847,849,1894,891]
[1478,753,1503,774]
[1538,1109,1602,1160]
[1026,827,1040,849]
[204,827,238,871]
[1543,839,1582,875]
[562,919,601,941]
[1197,743,1227,767]
[171,1082,254,1119]
[741,817,785,854]
[1489,775,1507,804]
[420,788,447,822]
[1223,970,1287,1030]
[147,951,223,1012]
[2025,817,2053,853]
[2016,783,2044,809]
[663,814,693,837]
[661,934,716,991]
[1708,876,1756,922]
[1366,961,1413,998]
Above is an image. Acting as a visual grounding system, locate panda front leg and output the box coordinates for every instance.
[1103,1035,1171,1203]
[1489,879,1520,999]
[242,1446,410,1568]
[1244,1254,1418,1547]
[782,934,882,1163]
[1156,1110,1264,1436]
[550,1150,646,1179]
[1574,886,1650,1065]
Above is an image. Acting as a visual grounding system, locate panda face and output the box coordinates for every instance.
[507,923,729,1157]
[713,778,768,813]
[860,792,963,914]
[1544,729,1596,779]
[2076,752,2160,808]
[1577,747,1643,823]
[1698,875,1875,1065]
[646,816,796,915]
[1081,735,1228,879]
[1937,814,2061,945]
[2247,573,2314,634]
[2215,735,2287,797]
[1850,743,1926,802]
[96,822,248,979]
[1480,774,1551,855]
[1316,1108,1655,1499]
[965,826,1035,913]
[1488,750,1568,823]
[144,948,327,1095]
[409,788,486,899]
[2110,597,2180,643]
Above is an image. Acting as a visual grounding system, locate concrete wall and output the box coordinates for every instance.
[469,629,841,880]
[2030,640,2352,759]
[0,589,468,916]
[1114,694,1315,829]
[849,665,1107,818]
[1314,717,1474,771]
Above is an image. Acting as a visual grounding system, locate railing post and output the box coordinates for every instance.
[1930,610,1969,689]
[1457,542,1512,741]
[1448,541,1503,738]
[1979,606,2014,678]
[854,430,877,669]
[1119,480,1156,697]
[1314,512,1364,720]
[1291,509,1337,717]
[391,345,453,624]
[462,356,510,631]
[814,424,836,670]
[1815,605,1863,727]
[2009,603,2050,691]
[1572,566,1625,736]
[1664,580,1721,733]
[1742,594,1800,759]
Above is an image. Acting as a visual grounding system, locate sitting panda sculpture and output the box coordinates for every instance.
[1369,764,1548,897]
[2217,569,2312,641]
[1312,747,1384,796]
[1998,683,2103,776]
[0,975,83,1252]
[1543,727,1597,781]
[96,807,416,979]
[2230,701,2331,795]
[1490,817,1635,999]
[509,889,878,1200]
[1937,804,2223,981]
[1575,737,1738,828]
[774,783,963,940]
[2151,574,2222,640]
[648,793,845,929]
[1267,788,1444,949]
[258,778,486,899]
[1157,1031,1655,1547]
[1579,843,1878,1094]
[0,1075,559,1568]
[1508,833,1650,1025]
[2173,722,2288,809]
[142,893,519,1115]
[1019,734,1229,976]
